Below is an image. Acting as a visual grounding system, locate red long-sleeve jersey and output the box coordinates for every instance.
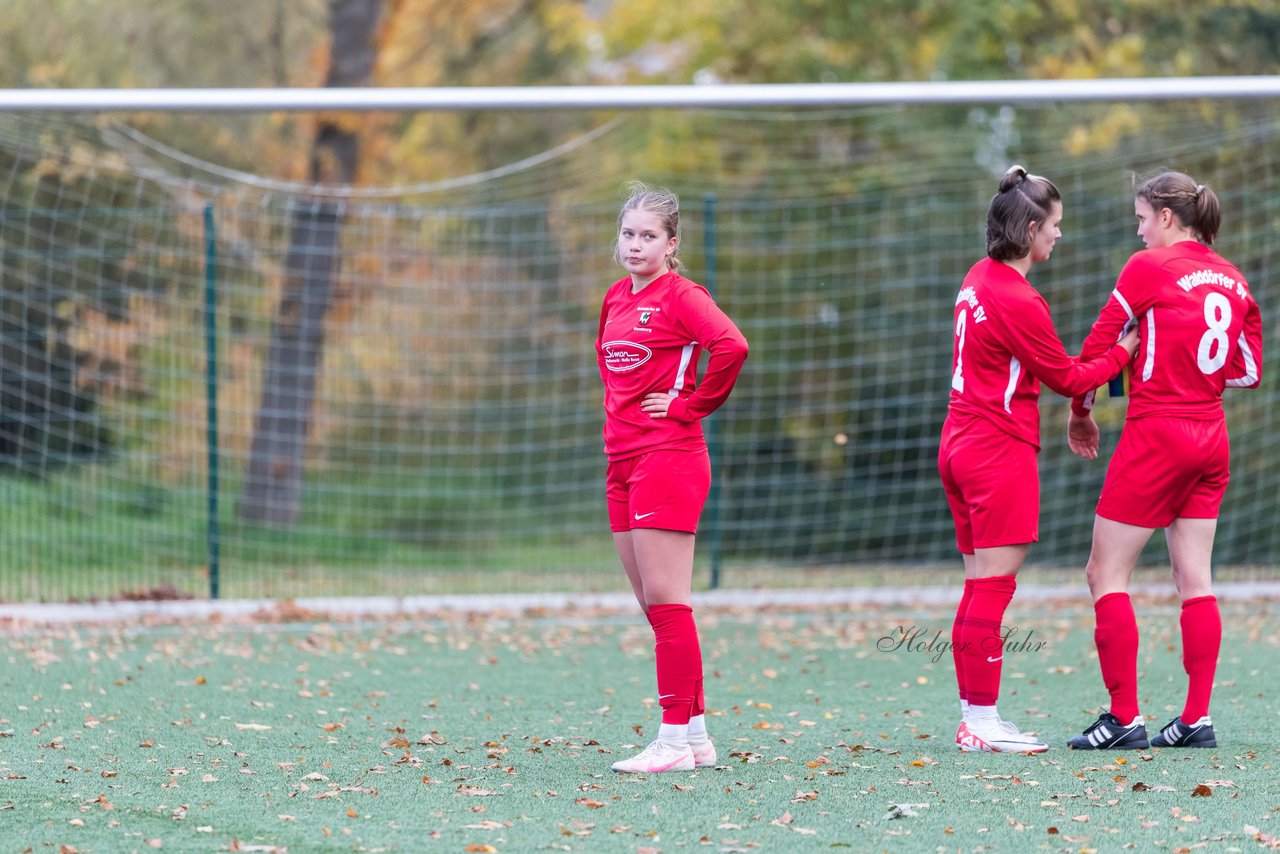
[1073,242,1262,420]
[946,257,1132,450]
[597,271,748,461]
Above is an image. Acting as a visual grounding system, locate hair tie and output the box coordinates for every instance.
[1195,184,1204,195]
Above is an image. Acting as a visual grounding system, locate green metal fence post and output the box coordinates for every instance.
[703,194,723,590]
[203,202,221,599]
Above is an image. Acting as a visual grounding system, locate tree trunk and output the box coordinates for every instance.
[238,0,386,525]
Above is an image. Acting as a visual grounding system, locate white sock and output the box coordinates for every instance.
[1121,715,1143,728]
[658,723,689,745]
[968,704,998,723]
[687,714,709,743]
[960,699,971,721]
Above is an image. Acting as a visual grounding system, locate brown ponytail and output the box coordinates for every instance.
[1135,171,1221,245]
[986,165,1062,261]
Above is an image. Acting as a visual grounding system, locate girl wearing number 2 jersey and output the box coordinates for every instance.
[1066,172,1262,752]
[939,165,1139,753]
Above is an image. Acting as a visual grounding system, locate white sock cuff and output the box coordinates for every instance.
[968,704,998,722]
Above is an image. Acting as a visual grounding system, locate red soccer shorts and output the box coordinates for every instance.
[606,447,712,533]
[938,416,1040,553]
[1097,416,1229,528]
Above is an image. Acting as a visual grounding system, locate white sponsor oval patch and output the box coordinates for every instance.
[603,340,652,372]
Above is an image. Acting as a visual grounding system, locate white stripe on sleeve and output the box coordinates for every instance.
[1142,310,1156,382]
[668,341,696,394]
[1113,289,1135,324]
[1226,330,1259,387]
[1003,356,1021,413]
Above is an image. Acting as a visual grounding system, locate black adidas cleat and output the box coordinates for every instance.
[1150,716,1216,748]
[1067,712,1150,750]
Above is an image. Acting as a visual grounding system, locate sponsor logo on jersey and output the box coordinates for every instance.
[639,311,651,325]
[603,340,652,372]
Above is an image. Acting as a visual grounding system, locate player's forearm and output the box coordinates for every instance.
[665,338,748,422]
[1037,343,1131,399]
[1080,291,1136,360]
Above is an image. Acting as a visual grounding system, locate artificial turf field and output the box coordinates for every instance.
[2,592,1278,853]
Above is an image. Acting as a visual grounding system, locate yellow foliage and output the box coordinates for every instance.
[69,296,168,400]
[1063,105,1144,157]
[911,37,941,78]
[26,60,69,86]
[1173,49,1196,77]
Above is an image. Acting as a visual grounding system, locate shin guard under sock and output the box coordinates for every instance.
[1179,595,1221,723]
[953,578,976,711]
[959,574,1017,707]
[1093,592,1140,723]
[647,603,702,725]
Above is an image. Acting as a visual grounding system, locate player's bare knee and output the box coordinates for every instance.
[1085,559,1127,600]
[1170,565,1213,601]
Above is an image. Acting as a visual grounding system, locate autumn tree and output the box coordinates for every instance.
[239,0,390,525]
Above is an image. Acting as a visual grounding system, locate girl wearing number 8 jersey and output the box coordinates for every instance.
[939,165,1139,753]
[1066,172,1262,751]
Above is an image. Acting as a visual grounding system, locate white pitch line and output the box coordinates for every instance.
[2,581,1277,625]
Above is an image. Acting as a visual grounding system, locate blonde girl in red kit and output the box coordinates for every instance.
[596,183,748,773]
[939,165,1139,753]
[1066,173,1262,751]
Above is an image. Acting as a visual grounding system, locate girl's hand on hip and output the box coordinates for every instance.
[640,392,676,418]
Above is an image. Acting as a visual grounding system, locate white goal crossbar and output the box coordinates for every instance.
[1,76,1278,112]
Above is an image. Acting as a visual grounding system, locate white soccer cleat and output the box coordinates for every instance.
[690,738,717,768]
[611,739,696,773]
[957,718,1049,753]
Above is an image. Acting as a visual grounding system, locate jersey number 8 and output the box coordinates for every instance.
[1197,292,1232,376]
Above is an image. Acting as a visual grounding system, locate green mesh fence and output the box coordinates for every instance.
[0,103,1276,601]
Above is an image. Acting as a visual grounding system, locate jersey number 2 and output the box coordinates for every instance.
[951,309,967,392]
[1197,292,1232,375]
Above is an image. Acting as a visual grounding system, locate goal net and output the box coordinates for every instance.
[0,93,1275,600]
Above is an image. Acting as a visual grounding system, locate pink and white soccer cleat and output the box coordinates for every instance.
[690,738,717,768]
[611,739,696,773]
[957,719,1048,753]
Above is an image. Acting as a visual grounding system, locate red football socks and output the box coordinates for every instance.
[1093,591,1140,723]
[647,603,702,725]
[952,578,976,705]
[958,574,1017,707]
[1179,595,1221,722]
